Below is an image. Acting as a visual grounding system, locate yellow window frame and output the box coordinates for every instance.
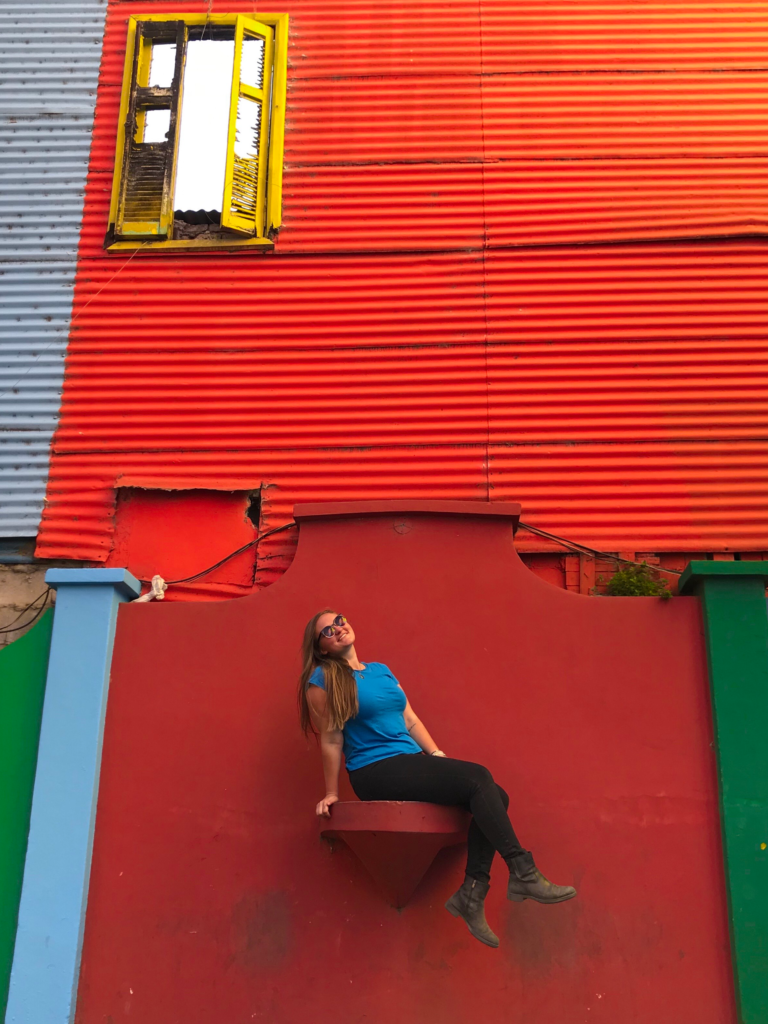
[115,20,187,240]
[221,16,274,237]
[107,12,289,252]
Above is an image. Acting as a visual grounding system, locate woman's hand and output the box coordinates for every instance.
[316,794,339,818]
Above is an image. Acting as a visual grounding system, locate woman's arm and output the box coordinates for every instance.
[403,697,445,756]
[307,686,344,816]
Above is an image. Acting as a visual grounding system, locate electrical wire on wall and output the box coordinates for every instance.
[0,524,299,632]
[517,521,684,576]
[0,518,686,632]
[0,587,52,636]
[139,522,298,586]
[140,519,683,590]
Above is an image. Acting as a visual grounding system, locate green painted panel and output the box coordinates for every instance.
[680,563,768,1024]
[0,610,53,1019]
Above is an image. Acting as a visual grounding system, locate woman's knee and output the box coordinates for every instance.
[467,766,509,809]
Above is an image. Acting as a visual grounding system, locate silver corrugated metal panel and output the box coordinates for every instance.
[0,3,104,114]
[0,118,95,261]
[0,433,59,535]
[0,265,72,535]
[0,0,106,537]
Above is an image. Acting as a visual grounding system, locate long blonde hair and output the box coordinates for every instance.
[297,609,359,735]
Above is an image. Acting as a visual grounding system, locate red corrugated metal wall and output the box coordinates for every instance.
[37,0,768,591]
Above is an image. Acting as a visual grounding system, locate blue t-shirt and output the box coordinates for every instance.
[308,661,421,771]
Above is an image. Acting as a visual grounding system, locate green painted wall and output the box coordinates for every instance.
[680,562,768,1024]
[0,610,53,1019]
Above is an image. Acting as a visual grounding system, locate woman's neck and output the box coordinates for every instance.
[341,645,365,671]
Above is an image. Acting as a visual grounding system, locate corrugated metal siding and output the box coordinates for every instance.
[52,244,767,448]
[483,73,768,161]
[281,164,485,253]
[35,439,768,579]
[0,266,77,534]
[484,160,768,247]
[36,0,768,576]
[101,0,485,78]
[101,0,768,78]
[486,245,768,442]
[0,0,106,536]
[490,441,768,549]
[55,253,488,453]
[90,2,768,254]
[478,1,768,73]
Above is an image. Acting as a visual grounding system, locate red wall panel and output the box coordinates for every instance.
[76,510,736,1022]
[485,244,768,442]
[482,72,768,161]
[284,75,484,164]
[109,489,259,597]
[61,341,490,449]
[483,159,768,247]
[489,441,768,549]
[484,244,768,344]
[479,0,768,73]
[100,0,484,80]
[281,164,485,252]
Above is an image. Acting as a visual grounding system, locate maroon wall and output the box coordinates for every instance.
[76,504,735,1023]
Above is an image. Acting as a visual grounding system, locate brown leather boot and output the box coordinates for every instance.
[507,852,576,904]
[445,876,499,947]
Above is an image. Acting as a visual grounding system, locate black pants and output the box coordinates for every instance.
[349,753,525,884]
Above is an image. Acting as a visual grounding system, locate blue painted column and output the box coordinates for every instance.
[5,569,141,1024]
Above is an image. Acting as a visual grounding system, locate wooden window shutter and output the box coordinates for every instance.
[220,16,274,237]
[116,21,187,238]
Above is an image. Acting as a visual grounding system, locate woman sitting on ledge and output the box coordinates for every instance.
[298,609,576,948]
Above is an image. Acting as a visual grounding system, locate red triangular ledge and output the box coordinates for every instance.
[320,801,470,908]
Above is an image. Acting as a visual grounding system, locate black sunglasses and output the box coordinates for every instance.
[318,614,347,639]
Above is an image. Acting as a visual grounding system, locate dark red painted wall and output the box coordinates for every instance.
[77,506,735,1023]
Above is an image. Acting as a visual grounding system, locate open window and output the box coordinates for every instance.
[107,13,288,251]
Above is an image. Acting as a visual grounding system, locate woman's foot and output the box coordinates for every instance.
[445,876,499,947]
[507,852,576,904]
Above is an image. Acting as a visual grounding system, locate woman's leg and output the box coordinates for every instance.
[466,784,510,883]
[349,754,526,873]
[351,754,576,907]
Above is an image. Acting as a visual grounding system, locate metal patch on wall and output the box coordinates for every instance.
[0,0,107,537]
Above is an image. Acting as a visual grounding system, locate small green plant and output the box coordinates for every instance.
[604,562,671,599]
